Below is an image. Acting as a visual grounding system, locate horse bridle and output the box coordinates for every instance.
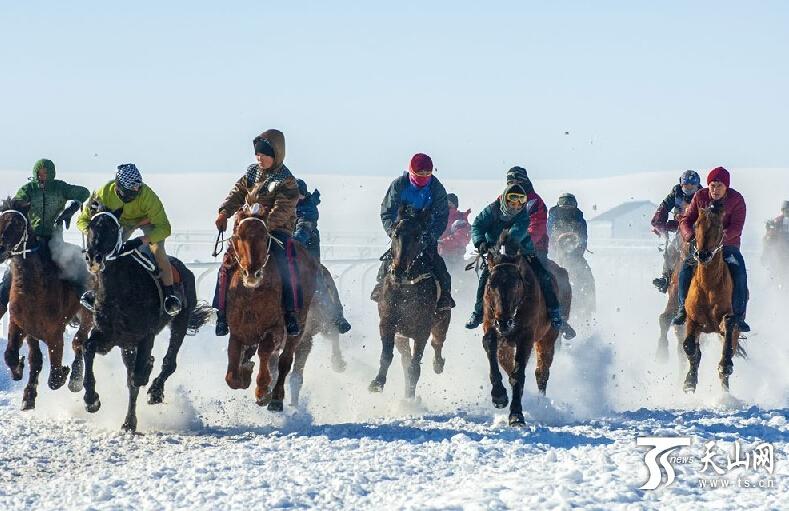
[0,209,34,259]
[229,215,274,276]
[488,261,527,319]
[693,231,724,266]
[389,235,431,285]
[87,212,156,273]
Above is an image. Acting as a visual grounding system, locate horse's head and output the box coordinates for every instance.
[694,201,725,265]
[390,205,430,279]
[84,201,124,273]
[485,231,528,336]
[0,198,32,263]
[233,203,271,288]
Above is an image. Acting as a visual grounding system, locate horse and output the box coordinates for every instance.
[0,198,92,410]
[656,234,689,366]
[223,203,319,411]
[481,231,569,426]
[761,218,789,289]
[682,202,746,393]
[368,206,451,399]
[550,231,595,319]
[81,204,212,432]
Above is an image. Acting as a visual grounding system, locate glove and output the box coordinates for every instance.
[55,202,82,230]
[120,237,144,254]
[477,241,490,254]
[215,211,228,232]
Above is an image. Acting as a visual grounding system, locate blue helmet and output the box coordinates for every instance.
[679,170,701,187]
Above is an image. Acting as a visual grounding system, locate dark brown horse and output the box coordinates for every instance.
[0,198,92,410]
[682,203,745,393]
[482,231,570,426]
[224,203,318,411]
[368,207,451,398]
[656,236,689,365]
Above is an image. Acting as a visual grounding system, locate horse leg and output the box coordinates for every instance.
[508,340,531,427]
[719,316,737,392]
[46,334,70,390]
[656,308,672,363]
[430,312,449,374]
[120,347,140,433]
[394,334,412,395]
[241,345,257,390]
[82,333,101,413]
[682,323,701,393]
[133,336,155,388]
[148,327,186,404]
[406,336,429,399]
[4,321,25,380]
[256,342,274,406]
[482,330,508,408]
[21,337,42,411]
[289,334,313,407]
[369,329,396,393]
[225,334,245,389]
[329,330,347,373]
[68,317,91,393]
[534,336,555,396]
[268,337,297,412]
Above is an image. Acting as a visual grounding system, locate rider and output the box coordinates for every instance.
[650,170,701,293]
[213,129,303,337]
[76,163,182,316]
[293,177,352,334]
[1,158,90,320]
[672,167,750,332]
[505,166,549,260]
[437,193,471,265]
[370,153,455,311]
[547,192,588,258]
[465,181,576,339]
[767,200,789,235]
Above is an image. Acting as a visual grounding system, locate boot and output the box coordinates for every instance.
[652,274,669,294]
[550,308,576,340]
[734,315,750,333]
[80,290,96,312]
[465,311,483,329]
[672,306,687,325]
[285,311,301,337]
[334,315,352,334]
[215,310,229,336]
[436,289,456,310]
[163,285,182,317]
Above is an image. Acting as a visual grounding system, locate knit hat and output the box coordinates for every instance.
[253,136,276,158]
[706,167,730,187]
[447,193,459,208]
[680,170,701,186]
[115,163,143,203]
[506,166,528,184]
[409,153,433,173]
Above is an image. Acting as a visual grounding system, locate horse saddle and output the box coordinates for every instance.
[130,246,185,314]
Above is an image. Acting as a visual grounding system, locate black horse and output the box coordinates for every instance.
[81,205,211,432]
[368,206,451,398]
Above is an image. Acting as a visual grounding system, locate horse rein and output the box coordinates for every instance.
[489,261,527,319]
[693,234,724,266]
[0,209,34,259]
[229,215,273,275]
[87,212,156,273]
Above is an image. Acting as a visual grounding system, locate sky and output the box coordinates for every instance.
[1,1,788,179]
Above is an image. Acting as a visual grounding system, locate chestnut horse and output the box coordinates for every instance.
[682,202,745,393]
[368,206,451,399]
[223,203,319,411]
[0,198,92,410]
[482,231,570,426]
[82,205,211,432]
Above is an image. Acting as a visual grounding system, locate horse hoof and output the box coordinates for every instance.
[368,379,385,393]
[256,392,273,407]
[48,366,70,390]
[331,356,347,373]
[683,382,696,394]
[68,375,84,393]
[147,386,164,405]
[21,399,35,411]
[85,397,101,413]
[509,413,526,427]
[121,419,137,433]
[267,399,284,412]
[433,357,445,375]
[10,356,25,380]
[492,388,509,408]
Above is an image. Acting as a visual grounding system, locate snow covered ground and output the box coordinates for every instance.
[1,168,787,509]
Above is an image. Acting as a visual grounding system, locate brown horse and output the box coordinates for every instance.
[0,198,92,410]
[368,206,451,398]
[223,203,318,411]
[682,203,745,393]
[482,231,570,426]
[656,236,689,365]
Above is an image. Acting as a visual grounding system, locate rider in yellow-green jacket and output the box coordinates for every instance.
[76,163,181,315]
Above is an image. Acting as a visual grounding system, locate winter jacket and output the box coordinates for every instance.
[380,173,449,242]
[547,206,588,252]
[15,164,89,238]
[76,180,172,244]
[651,184,694,232]
[218,129,300,235]
[471,198,535,255]
[526,191,548,252]
[680,188,746,248]
[438,207,471,258]
[294,189,321,256]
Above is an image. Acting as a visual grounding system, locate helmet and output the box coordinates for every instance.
[557,192,577,208]
[296,179,308,197]
[782,200,789,211]
[447,193,459,208]
[679,170,701,186]
[115,163,143,203]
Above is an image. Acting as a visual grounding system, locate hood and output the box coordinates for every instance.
[259,129,286,169]
[32,159,56,183]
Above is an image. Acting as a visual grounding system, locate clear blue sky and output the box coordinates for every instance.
[1,1,787,179]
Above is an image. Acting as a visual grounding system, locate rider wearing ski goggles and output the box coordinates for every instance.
[505,191,528,206]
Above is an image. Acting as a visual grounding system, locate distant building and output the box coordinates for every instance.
[589,200,657,240]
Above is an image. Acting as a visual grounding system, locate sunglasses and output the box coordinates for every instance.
[505,192,527,205]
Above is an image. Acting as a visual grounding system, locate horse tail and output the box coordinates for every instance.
[735,342,748,359]
[188,300,214,334]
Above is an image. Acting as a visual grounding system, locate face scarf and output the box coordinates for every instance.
[408,171,432,188]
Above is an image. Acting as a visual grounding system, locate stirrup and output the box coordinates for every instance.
[80,291,96,313]
[285,312,301,337]
[465,312,482,329]
[215,313,229,336]
[672,308,687,325]
[164,295,182,317]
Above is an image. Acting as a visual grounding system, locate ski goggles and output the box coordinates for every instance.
[505,192,528,205]
[116,182,142,203]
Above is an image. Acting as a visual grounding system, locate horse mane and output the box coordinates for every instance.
[0,196,30,214]
[491,230,521,265]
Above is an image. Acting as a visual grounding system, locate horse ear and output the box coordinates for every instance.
[112,208,123,219]
[397,204,408,221]
[13,199,31,215]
